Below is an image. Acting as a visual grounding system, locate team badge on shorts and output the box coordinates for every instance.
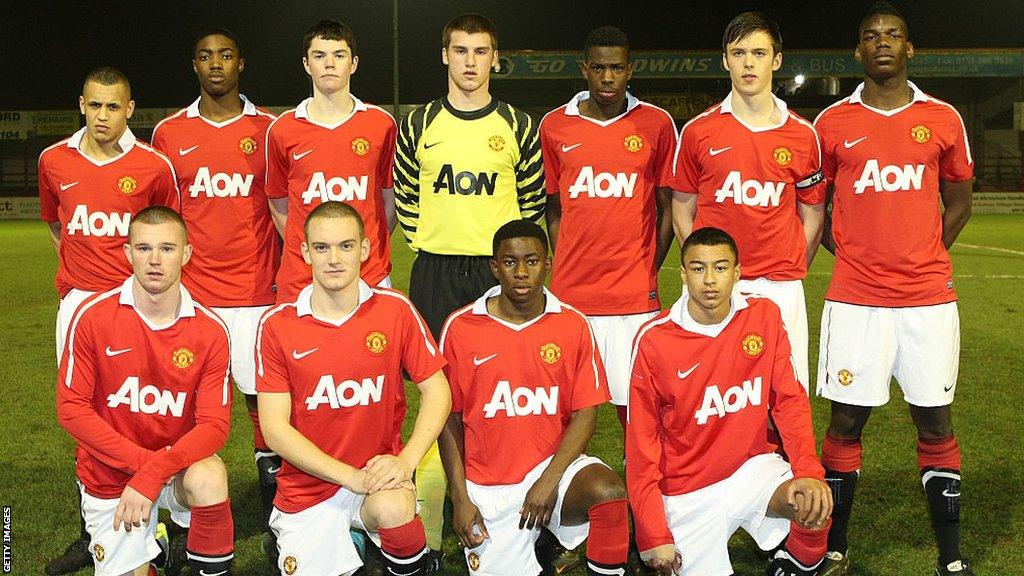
[283,555,298,575]
[172,347,195,369]
[624,134,644,153]
[117,175,137,195]
[239,136,258,155]
[741,333,764,357]
[92,543,105,562]
[488,135,506,152]
[540,342,562,365]
[468,551,481,571]
[911,124,931,144]
[837,369,855,386]
[773,146,792,166]
[352,137,370,156]
[366,331,388,355]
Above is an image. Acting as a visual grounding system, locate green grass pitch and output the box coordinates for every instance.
[1,215,1021,575]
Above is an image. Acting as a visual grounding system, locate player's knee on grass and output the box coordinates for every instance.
[361,487,417,530]
[179,456,229,507]
[562,463,626,525]
[768,479,829,531]
[909,404,954,439]
[826,402,872,439]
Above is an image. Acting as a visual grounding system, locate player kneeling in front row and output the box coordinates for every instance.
[257,201,450,576]
[57,206,234,576]
[438,220,629,576]
[627,227,832,576]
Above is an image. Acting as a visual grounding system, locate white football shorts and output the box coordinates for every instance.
[211,305,270,396]
[737,278,809,391]
[588,312,659,405]
[663,453,793,576]
[816,301,960,407]
[56,288,96,364]
[462,455,608,576]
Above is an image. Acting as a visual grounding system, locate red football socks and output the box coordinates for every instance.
[586,499,629,566]
[822,433,862,473]
[186,499,234,573]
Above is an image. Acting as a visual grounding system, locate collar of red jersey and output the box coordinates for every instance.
[848,80,928,106]
[186,94,257,118]
[718,91,790,130]
[67,126,137,153]
[294,94,368,120]
[472,285,563,316]
[295,280,374,325]
[117,276,197,323]
[670,289,749,337]
[564,90,640,121]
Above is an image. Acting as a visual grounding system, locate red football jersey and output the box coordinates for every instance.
[670,94,825,280]
[265,97,397,302]
[57,278,231,501]
[152,96,281,307]
[256,282,445,513]
[815,82,973,306]
[540,93,677,315]
[39,128,180,297]
[439,287,610,485]
[627,294,823,551]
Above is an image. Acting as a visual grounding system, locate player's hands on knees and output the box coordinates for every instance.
[113,486,154,532]
[519,474,559,530]
[363,454,414,493]
[640,544,681,575]
[452,499,489,548]
[786,477,833,529]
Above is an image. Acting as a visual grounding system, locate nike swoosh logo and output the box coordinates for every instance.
[59,181,79,191]
[709,146,732,156]
[178,145,200,156]
[942,489,961,498]
[424,141,441,149]
[292,348,318,360]
[943,383,955,392]
[267,466,281,474]
[561,143,583,152]
[292,149,314,161]
[844,137,868,149]
[199,571,227,576]
[105,346,132,357]
[677,363,700,379]
[473,353,498,366]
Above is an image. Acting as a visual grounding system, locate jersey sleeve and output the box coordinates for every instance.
[399,297,446,383]
[38,151,58,222]
[379,116,398,189]
[265,119,290,200]
[256,314,291,394]
[653,112,678,188]
[794,123,826,205]
[625,342,674,552]
[439,319,465,414]
[812,112,838,182]
[669,122,701,193]
[569,316,611,410]
[152,152,181,211]
[150,121,168,155]
[513,108,546,222]
[539,116,562,195]
[394,108,422,246]
[939,107,974,182]
[130,321,232,500]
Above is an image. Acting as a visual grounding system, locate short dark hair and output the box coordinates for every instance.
[83,66,131,96]
[303,19,357,57]
[304,201,364,239]
[193,26,243,58]
[722,12,782,55]
[681,227,739,264]
[129,205,187,240]
[859,1,910,40]
[492,219,548,257]
[585,26,630,58]
[443,13,498,50]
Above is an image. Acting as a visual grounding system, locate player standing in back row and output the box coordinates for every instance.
[813,3,974,575]
[151,27,281,568]
[540,25,676,436]
[670,12,825,390]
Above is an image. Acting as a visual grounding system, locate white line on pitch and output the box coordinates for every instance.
[955,243,1024,256]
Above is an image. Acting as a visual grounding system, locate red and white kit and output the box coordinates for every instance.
[265,97,397,302]
[152,96,279,308]
[627,293,823,554]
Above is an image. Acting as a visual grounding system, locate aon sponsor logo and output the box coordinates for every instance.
[302,172,368,204]
[189,167,253,198]
[305,374,384,410]
[714,171,784,207]
[853,159,925,195]
[482,380,558,418]
[107,376,187,417]
[568,166,637,199]
[67,204,130,237]
[694,376,762,425]
[432,164,497,196]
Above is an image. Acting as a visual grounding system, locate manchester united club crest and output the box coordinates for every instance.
[488,135,506,152]
[117,175,137,195]
[837,369,855,386]
[540,342,562,365]
[741,333,764,357]
[911,124,931,144]
[283,555,298,575]
[366,331,388,355]
[239,136,258,155]
[93,543,105,562]
[773,146,792,166]
[172,347,195,369]
[468,551,481,571]
[624,134,644,153]
[351,137,370,156]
